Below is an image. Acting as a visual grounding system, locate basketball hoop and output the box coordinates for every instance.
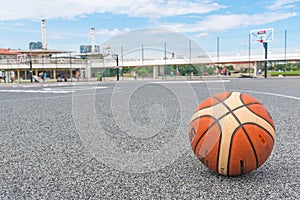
[257,30,266,35]
[250,28,274,78]
[102,45,112,57]
[250,28,274,44]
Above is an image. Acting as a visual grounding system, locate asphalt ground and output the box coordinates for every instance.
[0,78,299,199]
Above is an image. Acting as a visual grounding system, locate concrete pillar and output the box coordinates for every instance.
[87,63,91,79]
[53,69,56,79]
[80,69,85,79]
[153,66,158,78]
[17,69,20,82]
[253,63,257,77]
[160,66,165,76]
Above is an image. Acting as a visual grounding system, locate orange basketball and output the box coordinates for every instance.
[189,92,275,176]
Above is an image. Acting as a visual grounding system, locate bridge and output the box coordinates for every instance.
[0,47,299,80]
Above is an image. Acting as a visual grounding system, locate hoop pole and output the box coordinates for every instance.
[263,42,268,78]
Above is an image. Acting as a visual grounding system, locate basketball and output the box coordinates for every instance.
[189,92,276,176]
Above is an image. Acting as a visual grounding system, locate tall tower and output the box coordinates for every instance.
[41,19,47,50]
[91,27,95,53]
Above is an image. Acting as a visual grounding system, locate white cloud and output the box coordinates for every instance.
[10,23,24,27]
[96,29,125,37]
[48,34,67,40]
[0,0,225,20]
[122,1,226,18]
[196,32,209,38]
[162,11,298,32]
[267,0,300,10]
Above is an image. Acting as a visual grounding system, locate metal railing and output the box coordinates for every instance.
[0,47,299,68]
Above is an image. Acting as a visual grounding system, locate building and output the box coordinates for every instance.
[80,45,100,54]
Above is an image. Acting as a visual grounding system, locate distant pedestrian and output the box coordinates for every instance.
[217,68,221,77]
[3,71,6,83]
[10,70,15,83]
[76,71,80,81]
[0,70,2,83]
[228,69,231,76]
[43,72,47,82]
[133,71,136,80]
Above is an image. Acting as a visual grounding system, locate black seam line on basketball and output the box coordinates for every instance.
[241,122,275,143]
[227,125,246,176]
[213,95,259,174]
[190,101,262,125]
[193,92,233,113]
[192,115,220,153]
[227,123,258,175]
[231,102,262,113]
[192,115,220,154]
[191,105,260,174]
[190,102,263,156]
[239,93,275,130]
[190,102,263,170]
[191,98,262,174]
[212,95,236,175]
[216,127,222,175]
[214,92,233,104]
[242,103,276,131]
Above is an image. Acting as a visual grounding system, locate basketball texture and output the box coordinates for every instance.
[189,92,275,176]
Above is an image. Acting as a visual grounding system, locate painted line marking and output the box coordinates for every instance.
[43,86,108,91]
[238,89,300,100]
[150,80,231,84]
[0,89,73,94]
[0,86,108,94]
[209,88,300,101]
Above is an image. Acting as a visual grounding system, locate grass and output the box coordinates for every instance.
[270,71,300,76]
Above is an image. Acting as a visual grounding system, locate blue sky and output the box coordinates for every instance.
[0,0,299,53]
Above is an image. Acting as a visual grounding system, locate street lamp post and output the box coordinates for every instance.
[112,54,119,81]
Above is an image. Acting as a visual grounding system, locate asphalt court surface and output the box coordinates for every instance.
[0,78,299,199]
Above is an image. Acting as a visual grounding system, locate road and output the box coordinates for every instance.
[0,78,299,199]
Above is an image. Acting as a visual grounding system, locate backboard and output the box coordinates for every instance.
[102,45,113,57]
[250,28,274,44]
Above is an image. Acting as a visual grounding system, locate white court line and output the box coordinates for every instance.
[208,87,300,101]
[43,86,108,91]
[150,80,231,84]
[237,89,300,100]
[0,90,124,103]
[0,89,72,94]
[0,86,109,94]
[23,85,36,88]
